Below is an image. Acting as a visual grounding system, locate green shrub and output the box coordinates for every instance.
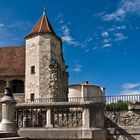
[106,100,128,111]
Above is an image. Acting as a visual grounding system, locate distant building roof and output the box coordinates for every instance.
[25,10,56,39]
[0,46,25,77]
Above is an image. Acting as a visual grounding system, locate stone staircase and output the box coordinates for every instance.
[0,132,27,140]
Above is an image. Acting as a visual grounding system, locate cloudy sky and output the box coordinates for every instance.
[0,0,140,95]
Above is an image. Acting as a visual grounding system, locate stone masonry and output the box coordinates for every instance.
[25,11,68,101]
[105,111,140,127]
[25,34,68,101]
[105,111,140,140]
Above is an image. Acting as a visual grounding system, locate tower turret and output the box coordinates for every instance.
[25,10,68,102]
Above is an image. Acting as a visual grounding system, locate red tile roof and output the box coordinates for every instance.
[0,46,25,77]
[25,11,56,39]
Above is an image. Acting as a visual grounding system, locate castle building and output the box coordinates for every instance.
[0,46,25,94]
[0,10,104,104]
[0,10,69,102]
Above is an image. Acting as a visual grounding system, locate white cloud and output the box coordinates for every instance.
[103,43,112,48]
[55,13,96,51]
[102,0,140,21]
[61,25,69,35]
[102,8,126,21]
[55,13,80,46]
[109,25,127,31]
[62,35,79,46]
[80,37,94,48]
[55,13,64,24]
[61,25,80,46]
[101,31,112,48]
[101,31,109,37]
[115,25,126,30]
[72,65,82,73]
[122,83,140,90]
[103,39,111,43]
[112,83,140,103]
[114,33,128,41]
[119,83,140,96]
[120,89,140,96]
[92,46,98,50]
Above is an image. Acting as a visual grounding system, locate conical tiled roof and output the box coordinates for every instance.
[25,10,56,38]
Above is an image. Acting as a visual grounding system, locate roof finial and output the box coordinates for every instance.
[43,7,46,15]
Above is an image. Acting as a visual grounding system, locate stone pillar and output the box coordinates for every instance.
[81,84,84,98]
[6,79,10,87]
[0,87,17,133]
[82,107,90,128]
[81,85,88,101]
[46,108,53,128]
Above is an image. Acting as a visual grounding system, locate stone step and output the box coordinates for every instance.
[0,132,18,138]
[0,137,27,140]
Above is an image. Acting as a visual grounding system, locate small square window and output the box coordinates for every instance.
[31,66,35,74]
[30,93,35,102]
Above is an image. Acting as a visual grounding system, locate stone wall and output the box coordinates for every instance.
[39,35,68,99]
[25,34,68,101]
[105,111,140,127]
[25,35,40,100]
[105,111,140,140]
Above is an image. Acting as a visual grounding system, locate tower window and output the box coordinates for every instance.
[31,66,35,74]
[30,93,35,102]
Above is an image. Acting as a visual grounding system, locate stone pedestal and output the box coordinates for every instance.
[0,87,17,133]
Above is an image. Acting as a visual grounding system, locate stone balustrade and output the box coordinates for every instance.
[16,101,106,140]
[16,101,93,128]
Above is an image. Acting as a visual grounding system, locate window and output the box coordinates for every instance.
[30,93,35,102]
[11,80,24,93]
[31,66,35,74]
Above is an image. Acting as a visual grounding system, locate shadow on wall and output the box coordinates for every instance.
[105,116,137,140]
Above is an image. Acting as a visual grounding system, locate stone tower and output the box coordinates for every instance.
[25,10,69,102]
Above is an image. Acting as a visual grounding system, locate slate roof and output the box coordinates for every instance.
[0,46,25,77]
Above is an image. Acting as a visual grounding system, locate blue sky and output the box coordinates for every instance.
[0,0,140,96]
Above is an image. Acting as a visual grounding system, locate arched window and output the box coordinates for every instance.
[0,80,6,93]
[11,80,24,93]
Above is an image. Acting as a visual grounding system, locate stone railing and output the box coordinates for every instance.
[106,94,140,104]
[26,96,106,104]
[16,99,106,140]
[16,101,93,128]
[0,88,106,140]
